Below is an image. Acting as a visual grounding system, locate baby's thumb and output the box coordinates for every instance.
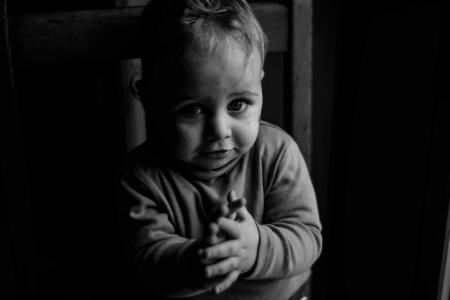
[227,197,246,220]
[227,190,238,203]
[235,198,251,221]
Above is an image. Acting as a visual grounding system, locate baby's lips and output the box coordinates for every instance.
[200,149,232,159]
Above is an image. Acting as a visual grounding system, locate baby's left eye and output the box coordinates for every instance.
[228,99,248,113]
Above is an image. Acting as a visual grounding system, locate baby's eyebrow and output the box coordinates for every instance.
[176,90,259,105]
[229,91,259,97]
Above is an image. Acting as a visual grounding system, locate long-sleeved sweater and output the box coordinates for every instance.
[119,121,322,300]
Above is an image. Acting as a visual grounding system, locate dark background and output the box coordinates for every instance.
[3,0,450,300]
[312,1,449,300]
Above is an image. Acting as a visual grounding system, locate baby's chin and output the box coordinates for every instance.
[192,150,240,171]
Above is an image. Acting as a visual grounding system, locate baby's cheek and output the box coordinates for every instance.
[172,123,202,154]
[234,121,259,150]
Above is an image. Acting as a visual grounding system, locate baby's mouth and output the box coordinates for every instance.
[200,149,232,159]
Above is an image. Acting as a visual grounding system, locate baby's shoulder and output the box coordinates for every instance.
[254,121,295,156]
[251,122,303,187]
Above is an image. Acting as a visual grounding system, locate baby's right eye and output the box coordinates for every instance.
[178,104,202,117]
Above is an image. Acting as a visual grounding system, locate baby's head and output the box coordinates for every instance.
[137,0,268,171]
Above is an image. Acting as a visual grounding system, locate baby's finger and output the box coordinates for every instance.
[213,270,240,294]
[202,239,242,260]
[212,204,229,221]
[205,256,240,278]
[226,191,239,219]
[217,217,242,239]
[227,190,238,204]
[205,223,220,246]
[235,199,251,221]
[204,223,226,247]
[226,198,245,219]
[202,273,226,291]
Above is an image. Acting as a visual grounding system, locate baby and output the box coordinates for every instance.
[119,0,322,299]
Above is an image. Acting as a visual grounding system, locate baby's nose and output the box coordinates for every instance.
[206,113,231,141]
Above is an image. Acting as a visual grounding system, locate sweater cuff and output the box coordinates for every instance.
[241,221,268,279]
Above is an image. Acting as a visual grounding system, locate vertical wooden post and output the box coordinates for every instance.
[439,199,450,300]
[288,1,314,298]
[289,0,312,168]
[0,0,35,298]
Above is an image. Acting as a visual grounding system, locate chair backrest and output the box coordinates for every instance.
[6,0,312,160]
[1,0,312,298]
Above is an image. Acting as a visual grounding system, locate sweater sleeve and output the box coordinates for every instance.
[244,141,322,279]
[119,165,207,298]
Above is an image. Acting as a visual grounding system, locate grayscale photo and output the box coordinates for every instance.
[2,1,448,300]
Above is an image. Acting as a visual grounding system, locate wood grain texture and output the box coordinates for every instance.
[289,0,312,167]
[9,3,287,68]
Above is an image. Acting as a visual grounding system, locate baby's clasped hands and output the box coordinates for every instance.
[199,191,260,294]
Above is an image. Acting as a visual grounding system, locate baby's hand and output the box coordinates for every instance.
[189,222,230,292]
[200,202,259,293]
[188,192,248,293]
[206,191,246,246]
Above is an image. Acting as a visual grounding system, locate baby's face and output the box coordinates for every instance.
[156,41,263,171]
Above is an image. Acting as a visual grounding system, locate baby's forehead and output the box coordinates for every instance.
[187,40,253,66]
[147,38,262,97]
[154,41,255,77]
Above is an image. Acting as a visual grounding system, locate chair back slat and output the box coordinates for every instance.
[9,3,287,68]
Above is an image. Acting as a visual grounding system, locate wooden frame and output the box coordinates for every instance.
[289,0,312,166]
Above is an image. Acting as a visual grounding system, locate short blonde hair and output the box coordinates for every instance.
[139,0,268,84]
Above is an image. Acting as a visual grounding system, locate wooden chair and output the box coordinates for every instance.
[1,0,312,298]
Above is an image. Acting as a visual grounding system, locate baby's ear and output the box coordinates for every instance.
[130,72,143,100]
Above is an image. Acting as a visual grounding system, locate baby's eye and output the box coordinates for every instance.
[178,104,203,117]
[228,99,248,113]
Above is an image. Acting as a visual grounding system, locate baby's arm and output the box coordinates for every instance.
[244,141,322,279]
[202,142,322,281]
[119,170,229,298]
